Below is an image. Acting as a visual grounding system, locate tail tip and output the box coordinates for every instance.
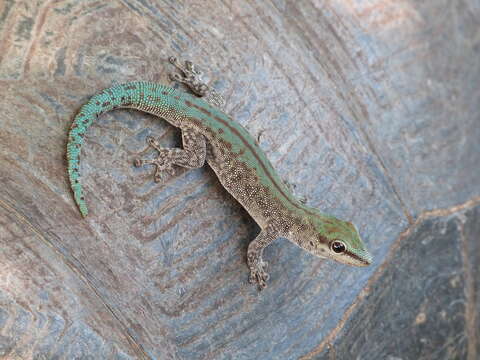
[79,204,88,218]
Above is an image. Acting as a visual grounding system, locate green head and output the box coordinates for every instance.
[294,210,372,267]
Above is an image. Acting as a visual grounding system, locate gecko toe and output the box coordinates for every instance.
[169,73,182,82]
[146,136,156,146]
[249,262,270,290]
[185,60,194,70]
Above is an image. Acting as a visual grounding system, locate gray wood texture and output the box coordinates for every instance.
[0,0,479,359]
[315,204,480,360]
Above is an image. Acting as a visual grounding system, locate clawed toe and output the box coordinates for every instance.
[169,73,183,82]
[249,261,270,290]
[146,136,161,149]
[185,60,202,76]
[249,271,268,290]
[152,162,175,183]
[185,60,194,70]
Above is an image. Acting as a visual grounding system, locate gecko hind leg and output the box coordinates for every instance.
[168,56,225,108]
[134,129,207,183]
[247,225,278,290]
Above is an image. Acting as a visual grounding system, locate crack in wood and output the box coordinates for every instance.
[301,195,480,359]
[457,218,477,360]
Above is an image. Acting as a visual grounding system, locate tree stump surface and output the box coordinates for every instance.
[0,1,479,359]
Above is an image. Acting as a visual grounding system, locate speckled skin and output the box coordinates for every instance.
[67,58,372,288]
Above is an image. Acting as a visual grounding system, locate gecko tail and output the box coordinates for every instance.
[66,83,138,217]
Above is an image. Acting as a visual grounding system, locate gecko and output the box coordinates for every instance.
[66,56,372,289]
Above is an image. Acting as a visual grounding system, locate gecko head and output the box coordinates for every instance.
[299,212,372,267]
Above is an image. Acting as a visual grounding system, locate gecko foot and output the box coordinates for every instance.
[168,56,225,108]
[169,56,209,97]
[248,260,270,290]
[134,136,176,183]
[134,157,176,183]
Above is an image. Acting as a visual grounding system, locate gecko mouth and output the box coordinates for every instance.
[345,249,373,266]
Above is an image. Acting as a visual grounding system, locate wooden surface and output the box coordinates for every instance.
[0,1,479,359]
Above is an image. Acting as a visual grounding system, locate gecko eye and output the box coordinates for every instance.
[330,241,346,254]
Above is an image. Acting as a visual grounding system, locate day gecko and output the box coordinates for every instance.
[67,57,372,289]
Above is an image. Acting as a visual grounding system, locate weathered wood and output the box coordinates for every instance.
[0,0,478,359]
[313,204,480,360]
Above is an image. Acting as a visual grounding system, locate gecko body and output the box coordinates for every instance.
[67,58,372,288]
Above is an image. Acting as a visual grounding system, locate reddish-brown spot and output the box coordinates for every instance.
[184,100,213,117]
[317,235,329,244]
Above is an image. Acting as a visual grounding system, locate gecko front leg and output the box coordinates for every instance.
[134,128,206,182]
[247,225,278,290]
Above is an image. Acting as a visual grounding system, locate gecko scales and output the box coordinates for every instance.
[67,57,372,289]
